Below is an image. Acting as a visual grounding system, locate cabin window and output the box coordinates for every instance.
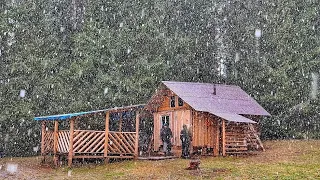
[178,97,183,106]
[170,96,175,107]
[161,115,170,127]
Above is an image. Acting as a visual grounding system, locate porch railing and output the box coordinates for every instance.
[107,131,136,156]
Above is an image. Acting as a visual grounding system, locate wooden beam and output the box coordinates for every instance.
[53,120,59,166]
[134,112,140,159]
[68,118,75,167]
[104,111,110,163]
[222,119,226,156]
[41,121,46,156]
[119,113,122,132]
[73,155,104,159]
[214,119,219,156]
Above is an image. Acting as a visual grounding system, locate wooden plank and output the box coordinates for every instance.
[249,124,265,151]
[122,133,135,153]
[117,135,132,154]
[153,113,159,151]
[57,132,63,152]
[225,151,248,154]
[190,110,194,154]
[107,143,117,153]
[83,132,103,153]
[73,130,84,142]
[104,111,110,158]
[73,131,90,151]
[91,133,104,153]
[105,156,134,159]
[222,119,226,156]
[73,155,104,159]
[119,113,122,132]
[58,131,69,153]
[225,147,248,151]
[41,121,46,155]
[194,111,198,146]
[112,133,129,153]
[53,121,59,166]
[108,133,126,153]
[68,118,75,167]
[214,118,219,156]
[123,133,135,147]
[90,133,105,153]
[226,140,246,143]
[77,132,97,152]
[134,112,140,159]
[74,130,105,133]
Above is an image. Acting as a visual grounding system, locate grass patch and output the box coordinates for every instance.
[1,140,320,179]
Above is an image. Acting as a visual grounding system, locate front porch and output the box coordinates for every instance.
[37,104,145,166]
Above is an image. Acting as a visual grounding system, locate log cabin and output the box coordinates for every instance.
[146,81,270,156]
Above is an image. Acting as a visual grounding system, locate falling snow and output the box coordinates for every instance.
[0,0,319,168]
[19,90,26,98]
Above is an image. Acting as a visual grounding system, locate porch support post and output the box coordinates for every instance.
[119,113,122,132]
[68,118,75,167]
[214,119,219,156]
[134,111,140,159]
[41,121,46,156]
[53,120,59,166]
[104,111,110,163]
[222,119,226,156]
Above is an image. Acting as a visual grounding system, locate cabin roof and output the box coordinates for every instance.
[161,81,270,116]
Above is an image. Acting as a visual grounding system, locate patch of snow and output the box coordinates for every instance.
[6,164,18,174]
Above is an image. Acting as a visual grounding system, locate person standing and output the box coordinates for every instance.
[160,124,173,156]
[180,124,191,158]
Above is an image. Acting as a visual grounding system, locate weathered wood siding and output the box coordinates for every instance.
[192,112,219,149]
[153,109,191,151]
[157,92,190,112]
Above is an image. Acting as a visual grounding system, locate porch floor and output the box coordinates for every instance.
[138,155,178,160]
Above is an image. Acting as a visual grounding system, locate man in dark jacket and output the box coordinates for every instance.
[180,124,191,158]
[160,124,173,156]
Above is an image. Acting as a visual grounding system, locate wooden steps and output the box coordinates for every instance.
[247,124,265,151]
[223,122,265,156]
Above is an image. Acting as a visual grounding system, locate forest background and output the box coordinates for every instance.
[0,0,319,156]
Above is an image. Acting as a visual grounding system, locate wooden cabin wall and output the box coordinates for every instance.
[192,112,219,149]
[153,113,161,151]
[157,92,190,112]
[153,88,193,152]
[153,109,191,151]
[173,110,191,145]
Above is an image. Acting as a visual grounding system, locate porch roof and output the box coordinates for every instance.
[34,104,145,121]
[213,113,257,123]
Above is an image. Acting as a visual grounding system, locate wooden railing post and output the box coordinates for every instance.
[222,119,226,156]
[134,112,140,159]
[53,120,59,166]
[41,121,46,156]
[104,111,110,163]
[119,113,122,132]
[68,118,75,167]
